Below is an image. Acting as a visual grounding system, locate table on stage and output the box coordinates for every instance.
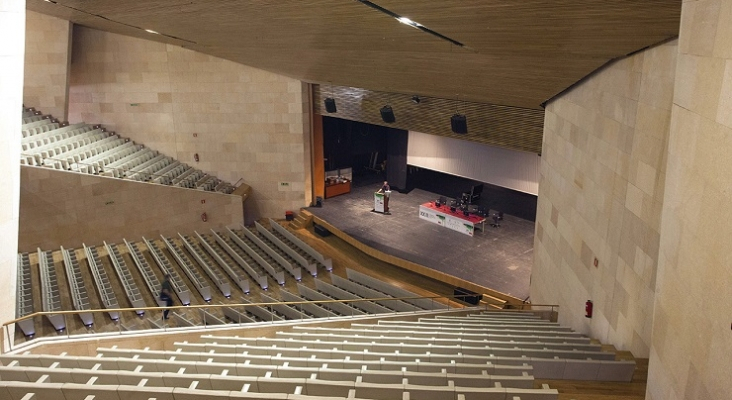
[418,201,486,237]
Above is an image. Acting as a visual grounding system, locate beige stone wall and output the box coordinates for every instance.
[68,27,311,222]
[18,166,243,251]
[23,11,71,120]
[647,1,732,398]
[532,40,677,358]
[1,0,25,349]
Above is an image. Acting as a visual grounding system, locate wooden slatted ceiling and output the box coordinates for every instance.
[314,85,545,154]
[28,0,680,110]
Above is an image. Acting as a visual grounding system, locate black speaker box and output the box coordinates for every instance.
[454,287,482,305]
[380,106,396,123]
[451,114,468,134]
[314,223,331,237]
[324,98,337,113]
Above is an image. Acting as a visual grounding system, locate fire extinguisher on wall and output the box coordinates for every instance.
[201,212,208,222]
[585,300,593,318]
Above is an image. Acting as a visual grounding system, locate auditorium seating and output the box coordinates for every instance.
[37,248,65,331]
[239,226,303,281]
[196,231,251,294]
[60,246,95,326]
[104,241,146,314]
[225,228,287,285]
[84,244,121,321]
[5,220,637,399]
[15,253,35,337]
[144,237,193,306]
[180,234,233,298]
[253,222,318,277]
[346,268,442,310]
[18,107,236,194]
[209,230,270,290]
[124,239,166,307]
[163,235,214,302]
[269,219,333,272]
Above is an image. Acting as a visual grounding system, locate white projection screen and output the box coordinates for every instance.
[407,131,540,195]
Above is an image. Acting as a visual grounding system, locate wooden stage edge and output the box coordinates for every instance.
[302,210,526,307]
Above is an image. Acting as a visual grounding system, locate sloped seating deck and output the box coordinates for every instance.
[18,107,236,194]
[0,312,578,400]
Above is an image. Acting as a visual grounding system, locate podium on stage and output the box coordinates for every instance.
[374,190,391,214]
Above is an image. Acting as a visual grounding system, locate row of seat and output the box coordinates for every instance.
[180,234,232,298]
[241,226,303,281]
[162,236,214,302]
[15,254,35,337]
[254,223,317,277]
[18,108,236,194]
[105,242,147,313]
[196,231,251,294]
[17,232,436,340]
[227,228,286,285]
[84,244,121,321]
[144,237,193,306]
[60,246,94,327]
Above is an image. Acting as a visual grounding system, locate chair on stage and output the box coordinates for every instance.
[436,195,447,208]
[449,199,458,213]
[462,184,484,205]
[474,206,487,217]
[490,212,501,228]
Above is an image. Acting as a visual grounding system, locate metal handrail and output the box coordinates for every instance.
[2,294,558,352]
[2,294,557,328]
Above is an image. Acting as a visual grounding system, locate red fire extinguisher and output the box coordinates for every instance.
[585,300,593,318]
[201,212,208,222]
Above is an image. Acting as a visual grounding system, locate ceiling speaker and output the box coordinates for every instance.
[324,98,337,113]
[380,106,395,123]
[451,114,468,134]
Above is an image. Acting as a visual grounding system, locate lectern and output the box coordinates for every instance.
[374,190,391,214]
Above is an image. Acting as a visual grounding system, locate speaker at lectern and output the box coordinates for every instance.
[374,190,391,214]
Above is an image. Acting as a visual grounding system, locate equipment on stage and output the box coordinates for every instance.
[419,201,486,236]
[435,195,447,208]
[374,190,391,214]
[462,184,484,205]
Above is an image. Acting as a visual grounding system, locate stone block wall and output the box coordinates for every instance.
[532,40,678,358]
[68,27,311,222]
[23,10,71,120]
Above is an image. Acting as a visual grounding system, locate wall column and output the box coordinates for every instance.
[648,0,732,398]
[23,10,72,120]
[0,0,26,350]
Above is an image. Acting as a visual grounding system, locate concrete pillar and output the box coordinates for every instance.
[0,0,26,350]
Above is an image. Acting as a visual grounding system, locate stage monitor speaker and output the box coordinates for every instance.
[314,223,331,237]
[451,114,468,134]
[454,287,482,305]
[324,98,337,113]
[380,106,396,123]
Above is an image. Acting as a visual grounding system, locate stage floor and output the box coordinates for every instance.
[307,180,534,299]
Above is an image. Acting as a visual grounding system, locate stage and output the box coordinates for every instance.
[306,177,535,299]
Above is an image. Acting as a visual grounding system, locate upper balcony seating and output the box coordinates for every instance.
[19,107,236,194]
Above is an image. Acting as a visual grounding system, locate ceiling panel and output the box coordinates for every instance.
[28,0,680,109]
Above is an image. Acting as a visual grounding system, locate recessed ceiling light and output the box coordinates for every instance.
[145,29,159,34]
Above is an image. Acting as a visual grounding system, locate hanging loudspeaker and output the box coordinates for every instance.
[324,98,337,113]
[380,105,395,123]
[451,114,468,134]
